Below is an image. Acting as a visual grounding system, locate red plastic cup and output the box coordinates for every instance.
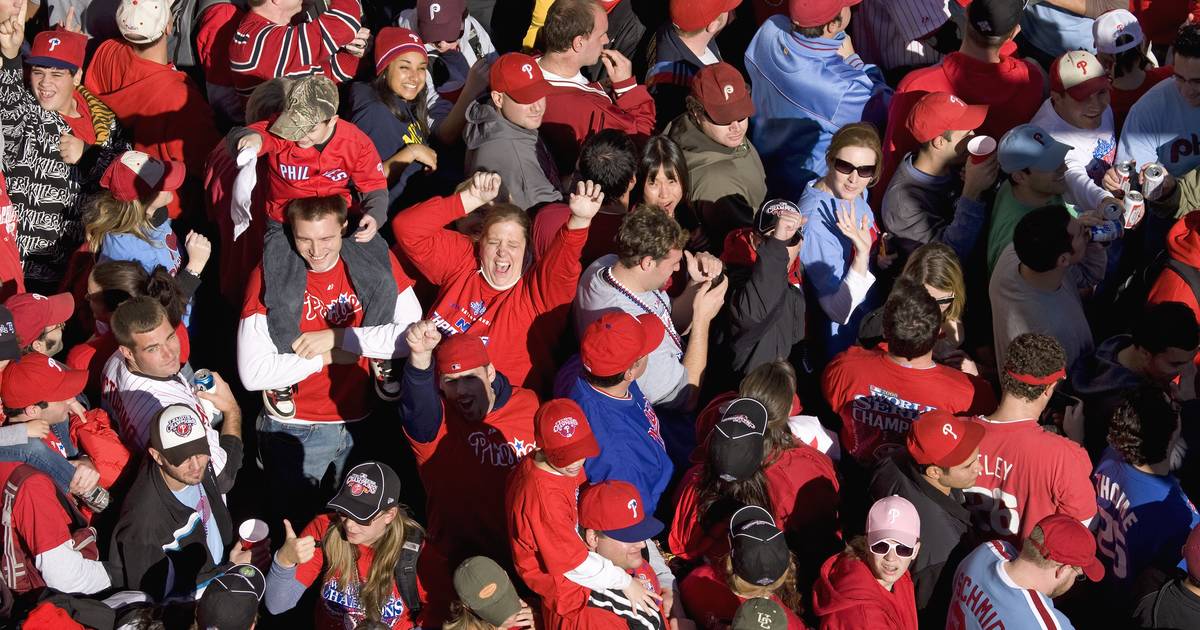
[239,518,268,550]
[968,135,997,164]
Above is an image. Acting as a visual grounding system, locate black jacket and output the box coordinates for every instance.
[869,453,977,629]
[725,235,805,378]
[110,435,243,600]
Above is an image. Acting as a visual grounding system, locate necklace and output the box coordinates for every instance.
[601,267,683,352]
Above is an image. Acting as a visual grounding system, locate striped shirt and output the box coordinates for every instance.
[851,0,948,71]
[949,541,1075,630]
[228,0,364,97]
[100,354,228,475]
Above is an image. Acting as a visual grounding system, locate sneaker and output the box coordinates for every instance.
[263,385,298,419]
[372,359,401,401]
[77,485,110,513]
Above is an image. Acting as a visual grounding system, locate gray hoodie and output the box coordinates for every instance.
[463,100,562,210]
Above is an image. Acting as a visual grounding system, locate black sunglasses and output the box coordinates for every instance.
[869,540,915,558]
[833,158,877,179]
[934,295,956,306]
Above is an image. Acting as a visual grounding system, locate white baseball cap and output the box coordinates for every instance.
[1093,9,1144,55]
[117,0,171,44]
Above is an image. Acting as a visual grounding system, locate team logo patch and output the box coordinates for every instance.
[478,582,497,599]
[346,472,378,496]
[469,300,486,317]
[166,414,197,438]
[725,414,755,430]
[552,417,579,438]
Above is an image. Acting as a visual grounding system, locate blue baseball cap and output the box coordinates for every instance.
[998,124,1073,173]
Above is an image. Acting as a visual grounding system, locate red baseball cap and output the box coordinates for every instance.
[691,62,754,125]
[535,399,600,468]
[416,0,466,43]
[27,29,86,72]
[1050,51,1110,100]
[580,312,665,377]
[435,334,491,377]
[670,0,741,31]
[906,410,985,468]
[579,480,664,543]
[375,27,428,76]
[1183,523,1200,582]
[1028,514,1105,582]
[490,53,552,104]
[101,151,186,203]
[906,92,988,143]
[4,292,73,348]
[1,353,86,409]
[789,0,862,28]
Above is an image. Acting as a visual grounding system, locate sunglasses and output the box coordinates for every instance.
[833,158,877,179]
[934,295,956,306]
[869,540,915,558]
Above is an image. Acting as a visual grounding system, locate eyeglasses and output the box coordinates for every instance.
[869,540,915,558]
[833,158,877,179]
[934,295,956,306]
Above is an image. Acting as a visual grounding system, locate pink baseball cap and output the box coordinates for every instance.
[867,496,920,548]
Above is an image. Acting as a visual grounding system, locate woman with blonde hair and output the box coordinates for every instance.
[445,556,534,630]
[798,122,894,359]
[679,506,807,627]
[265,462,428,629]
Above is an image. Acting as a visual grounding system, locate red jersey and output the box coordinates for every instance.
[538,70,656,174]
[196,3,243,89]
[0,461,71,564]
[247,118,386,224]
[822,346,996,466]
[241,254,413,421]
[505,456,590,615]
[1111,65,1174,133]
[965,417,1097,544]
[0,174,24,300]
[294,514,426,630]
[229,0,363,96]
[875,51,1044,207]
[406,386,539,566]
[391,194,587,392]
[203,142,268,306]
[531,204,623,268]
[679,564,806,629]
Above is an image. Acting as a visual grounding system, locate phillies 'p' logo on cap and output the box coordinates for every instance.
[552,417,578,438]
[942,423,958,440]
[723,85,734,101]
[429,2,441,20]
[521,63,533,80]
[47,37,61,51]
[627,498,638,519]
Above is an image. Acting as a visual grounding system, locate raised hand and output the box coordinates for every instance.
[599,49,633,83]
[184,231,212,275]
[275,519,317,568]
[460,171,502,213]
[566,179,604,228]
[0,0,26,59]
[405,320,442,370]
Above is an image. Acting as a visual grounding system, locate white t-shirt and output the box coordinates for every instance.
[1030,99,1117,214]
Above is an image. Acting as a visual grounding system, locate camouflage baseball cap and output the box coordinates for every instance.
[269,74,340,141]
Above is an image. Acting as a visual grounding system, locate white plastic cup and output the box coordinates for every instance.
[968,135,997,164]
[239,518,269,550]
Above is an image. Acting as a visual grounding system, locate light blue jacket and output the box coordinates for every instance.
[744,15,892,201]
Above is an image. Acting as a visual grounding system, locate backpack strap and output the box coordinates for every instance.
[394,525,424,620]
[1165,258,1200,306]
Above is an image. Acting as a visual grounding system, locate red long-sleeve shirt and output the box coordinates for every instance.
[537,70,656,175]
[229,0,363,96]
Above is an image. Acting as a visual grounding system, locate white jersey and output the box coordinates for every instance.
[100,353,227,475]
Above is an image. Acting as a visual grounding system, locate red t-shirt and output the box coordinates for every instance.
[241,254,413,421]
[505,456,590,615]
[391,194,586,391]
[295,514,424,630]
[0,173,24,300]
[822,346,996,466]
[1131,0,1198,45]
[1111,65,1174,133]
[0,462,70,558]
[965,417,1097,544]
[61,91,96,145]
[679,563,807,629]
[248,119,386,224]
[406,387,539,566]
[531,204,623,268]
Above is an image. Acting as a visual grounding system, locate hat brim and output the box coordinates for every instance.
[1064,76,1111,101]
[50,368,87,403]
[418,21,464,44]
[957,103,989,133]
[1082,555,1105,582]
[158,160,187,193]
[635,314,666,357]
[26,57,78,72]
[793,0,862,28]
[935,420,985,468]
[704,95,755,126]
[605,515,664,543]
[44,292,74,327]
[546,433,601,468]
[1030,140,1073,172]
[269,110,317,142]
[162,436,210,467]
[505,80,552,105]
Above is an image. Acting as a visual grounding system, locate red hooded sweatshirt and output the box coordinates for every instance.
[1149,212,1200,337]
[875,51,1045,207]
[811,553,919,630]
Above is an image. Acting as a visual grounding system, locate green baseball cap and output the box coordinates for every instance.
[269,74,339,141]
[453,556,522,625]
[732,597,788,630]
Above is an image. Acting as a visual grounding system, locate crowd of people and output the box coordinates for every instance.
[0,0,1198,627]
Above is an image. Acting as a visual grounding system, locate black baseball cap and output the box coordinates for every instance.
[0,306,18,362]
[756,198,803,244]
[709,397,768,482]
[729,505,790,586]
[967,0,1026,37]
[195,564,265,629]
[327,461,402,523]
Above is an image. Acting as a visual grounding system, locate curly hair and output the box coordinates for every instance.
[882,278,942,359]
[1000,334,1067,401]
[615,205,688,267]
[1108,385,1178,467]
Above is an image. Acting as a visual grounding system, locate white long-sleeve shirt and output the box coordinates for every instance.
[1031,99,1117,214]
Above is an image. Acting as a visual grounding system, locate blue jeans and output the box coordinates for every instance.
[0,422,78,492]
[257,413,364,528]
